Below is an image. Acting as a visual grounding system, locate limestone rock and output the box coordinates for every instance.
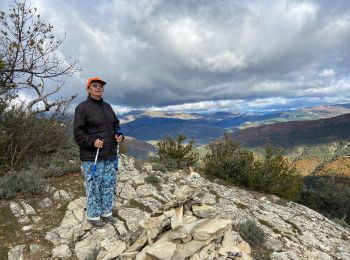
[195,192,217,205]
[40,197,53,208]
[53,190,71,201]
[46,185,57,194]
[8,245,25,260]
[175,185,198,201]
[169,219,208,240]
[45,197,86,246]
[119,251,139,259]
[192,204,215,218]
[145,241,176,260]
[29,244,40,253]
[271,251,300,260]
[237,240,251,255]
[118,208,150,241]
[22,225,33,231]
[96,237,126,260]
[17,215,30,224]
[172,240,207,260]
[21,202,36,215]
[115,219,128,239]
[185,172,204,188]
[32,216,42,223]
[192,218,232,241]
[52,244,72,259]
[171,205,184,229]
[140,214,169,239]
[137,197,162,213]
[136,184,158,197]
[10,202,25,217]
[133,176,145,185]
[119,183,138,200]
[235,252,253,260]
[127,234,148,252]
[74,226,118,260]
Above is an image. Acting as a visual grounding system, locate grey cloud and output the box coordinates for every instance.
[2,0,350,112]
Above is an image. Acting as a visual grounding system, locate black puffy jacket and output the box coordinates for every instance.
[73,95,121,161]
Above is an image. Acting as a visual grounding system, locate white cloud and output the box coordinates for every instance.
[187,50,246,72]
[319,69,336,77]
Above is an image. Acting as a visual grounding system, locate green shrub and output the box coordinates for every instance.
[0,104,68,174]
[248,145,303,200]
[145,174,161,185]
[22,140,81,178]
[151,163,168,172]
[0,169,48,198]
[203,137,302,200]
[156,134,198,170]
[238,219,265,246]
[298,175,350,224]
[203,135,255,186]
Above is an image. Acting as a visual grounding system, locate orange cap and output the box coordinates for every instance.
[86,77,107,88]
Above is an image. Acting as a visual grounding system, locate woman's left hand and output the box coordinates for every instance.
[115,134,124,143]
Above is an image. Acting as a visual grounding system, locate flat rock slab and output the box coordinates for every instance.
[192,219,232,241]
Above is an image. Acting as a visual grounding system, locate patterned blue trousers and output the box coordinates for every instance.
[81,157,118,220]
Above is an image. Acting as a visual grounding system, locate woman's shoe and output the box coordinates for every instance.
[102,216,117,224]
[88,219,104,228]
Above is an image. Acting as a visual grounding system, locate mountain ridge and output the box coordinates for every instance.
[230,113,350,149]
[119,103,350,144]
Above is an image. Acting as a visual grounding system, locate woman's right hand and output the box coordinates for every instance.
[94,138,104,148]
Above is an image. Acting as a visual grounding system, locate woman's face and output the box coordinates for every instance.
[88,82,104,99]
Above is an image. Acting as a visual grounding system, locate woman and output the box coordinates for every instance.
[73,77,124,228]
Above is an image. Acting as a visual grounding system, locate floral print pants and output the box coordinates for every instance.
[81,157,118,220]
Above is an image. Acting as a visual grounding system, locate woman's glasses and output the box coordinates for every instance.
[91,83,104,89]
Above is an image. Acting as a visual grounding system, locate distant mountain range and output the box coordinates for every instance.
[119,103,350,144]
[230,113,350,148]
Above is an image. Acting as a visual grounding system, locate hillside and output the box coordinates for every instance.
[123,137,157,160]
[230,113,350,148]
[5,156,349,259]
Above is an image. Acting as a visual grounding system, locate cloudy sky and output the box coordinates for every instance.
[2,0,350,114]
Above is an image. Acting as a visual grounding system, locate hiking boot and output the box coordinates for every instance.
[88,219,104,228]
[102,215,117,224]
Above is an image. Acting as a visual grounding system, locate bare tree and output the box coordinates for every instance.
[0,0,79,112]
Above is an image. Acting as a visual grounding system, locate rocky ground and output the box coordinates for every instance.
[4,155,350,259]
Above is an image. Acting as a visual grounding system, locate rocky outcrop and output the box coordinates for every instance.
[9,155,350,259]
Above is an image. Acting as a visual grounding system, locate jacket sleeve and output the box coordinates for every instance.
[73,105,96,149]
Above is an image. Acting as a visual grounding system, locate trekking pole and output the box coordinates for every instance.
[90,147,100,181]
[86,140,101,210]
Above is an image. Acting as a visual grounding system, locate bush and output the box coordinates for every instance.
[151,163,168,172]
[203,135,255,186]
[156,134,198,170]
[249,145,303,200]
[145,174,161,185]
[238,219,265,246]
[0,103,69,174]
[297,175,350,224]
[203,137,302,200]
[0,169,48,198]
